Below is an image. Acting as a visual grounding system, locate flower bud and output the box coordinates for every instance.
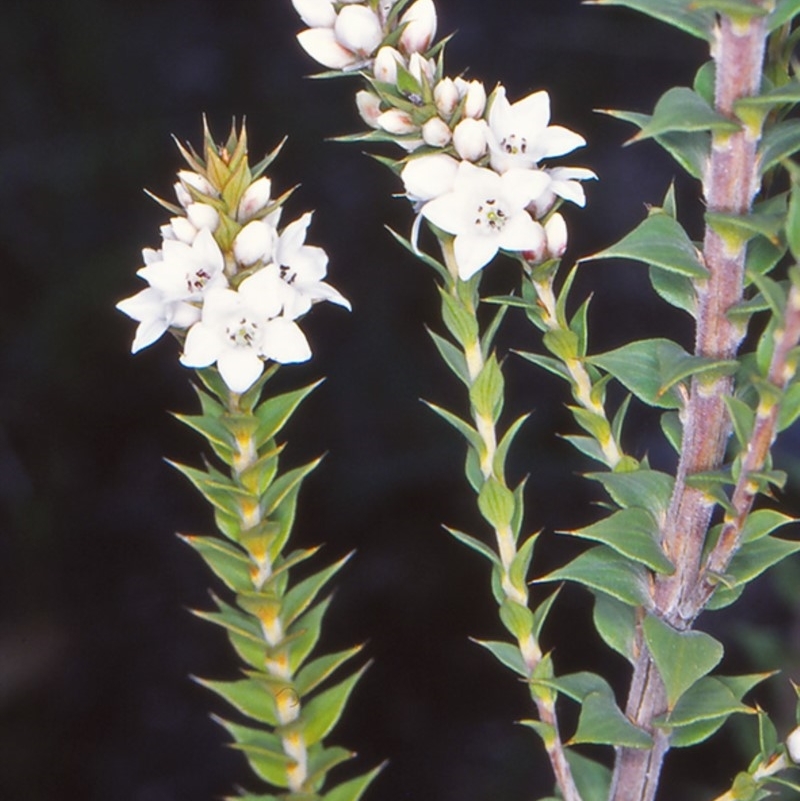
[178,170,216,198]
[401,153,459,202]
[377,108,418,135]
[399,0,437,54]
[453,118,488,161]
[356,90,383,129]
[237,176,272,221]
[422,117,452,148]
[434,78,459,117]
[169,216,198,244]
[407,52,435,85]
[186,202,220,232]
[373,45,404,84]
[174,181,193,209]
[292,0,336,28]
[334,5,383,58]
[461,79,487,118]
[544,213,568,259]
[234,220,275,266]
[788,727,800,764]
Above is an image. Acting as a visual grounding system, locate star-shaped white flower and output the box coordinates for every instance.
[421,161,549,279]
[530,166,598,217]
[116,286,200,353]
[271,212,351,318]
[137,227,227,303]
[487,86,587,173]
[180,270,312,393]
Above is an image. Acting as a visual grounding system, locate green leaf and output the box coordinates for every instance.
[740,509,796,543]
[494,414,530,484]
[261,458,321,519]
[385,225,450,283]
[593,592,637,663]
[589,338,690,409]
[725,396,755,446]
[532,586,561,643]
[690,0,769,18]
[643,615,723,708]
[444,526,500,566]
[769,0,800,30]
[536,545,650,607]
[306,746,356,789]
[469,354,505,422]
[180,535,253,592]
[195,677,278,725]
[561,435,608,464]
[778,382,800,431]
[428,328,470,387]
[585,212,706,279]
[440,288,479,348]
[255,381,323,446]
[633,87,739,141]
[472,638,528,677]
[586,469,675,518]
[478,477,516,530]
[759,119,800,174]
[193,594,264,645]
[583,0,715,40]
[564,750,612,801]
[174,413,235,461]
[571,691,653,748]
[303,664,371,746]
[788,179,800,261]
[661,410,683,453]
[538,670,612,702]
[499,599,535,640]
[286,598,333,674]
[727,536,800,587]
[649,265,696,316]
[323,763,385,801]
[561,508,674,574]
[424,401,481,449]
[282,554,353,628]
[669,715,730,747]
[659,676,752,728]
[214,718,292,788]
[295,645,365,697]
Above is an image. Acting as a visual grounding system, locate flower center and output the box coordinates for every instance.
[187,268,212,294]
[501,133,528,156]
[227,316,259,347]
[279,265,298,285]
[473,198,508,233]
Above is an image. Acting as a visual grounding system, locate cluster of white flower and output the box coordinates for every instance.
[291,0,595,280]
[117,129,349,393]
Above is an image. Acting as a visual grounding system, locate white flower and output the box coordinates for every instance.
[373,45,404,84]
[399,0,437,54]
[487,86,586,173]
[237,177,272,221]
[356,90,383,128]
[234,219,277,266]
[186,202,219,232]
[164,216,199,245]
[407,52,435,85]
[334,5,383,57]
[296,3,383,70]
[452,118,487,161]
[421,161,549,279]
[177,170,217,200]
[530,165,598,217]
[422,117,452,148]
[116,287,200,353]
[401,153,459,204]
[292,0,336,28]
[180,271,312,393]
[271,212,351,318]
[138,227,228,302]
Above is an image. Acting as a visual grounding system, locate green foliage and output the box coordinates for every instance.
[174,368,374,799]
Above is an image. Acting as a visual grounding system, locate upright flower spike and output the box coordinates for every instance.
[120,120,379,801]
[117,121,350,394]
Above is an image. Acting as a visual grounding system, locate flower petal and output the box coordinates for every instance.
[537,126,586,160]
[261,319,312,363]
[217,348,265,393]
[497,212,545,254]
[181,323,223,368]
[297,27,358,69]
[453,233,499,280]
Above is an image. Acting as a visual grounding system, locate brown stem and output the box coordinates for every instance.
[609,13,767,801]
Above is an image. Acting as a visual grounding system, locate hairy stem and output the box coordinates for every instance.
[610,14,767,801]
[440,241,583,801]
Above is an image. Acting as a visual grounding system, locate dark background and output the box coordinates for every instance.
[3,1,800,800]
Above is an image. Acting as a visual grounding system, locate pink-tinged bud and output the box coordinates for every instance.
[178,170,216,198]
[233,220,275,266]
[186,202,220,232]
[334,5,383,58]
[422,117,452,148]
[544,213,568,259]
[401,153,459,202]
[407,52,435,85]
[237,176,272,221]
[452,118,488,161]
[292,0,336,28]
[462,79,487,118]
[789,728,800,763]
[174,181,193,209]
[373,45,404,84]
[399,0,437,54]
[377,108,418,135]
[356,90,383,129]
[297,27,356,69]
[434,78,459,117]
